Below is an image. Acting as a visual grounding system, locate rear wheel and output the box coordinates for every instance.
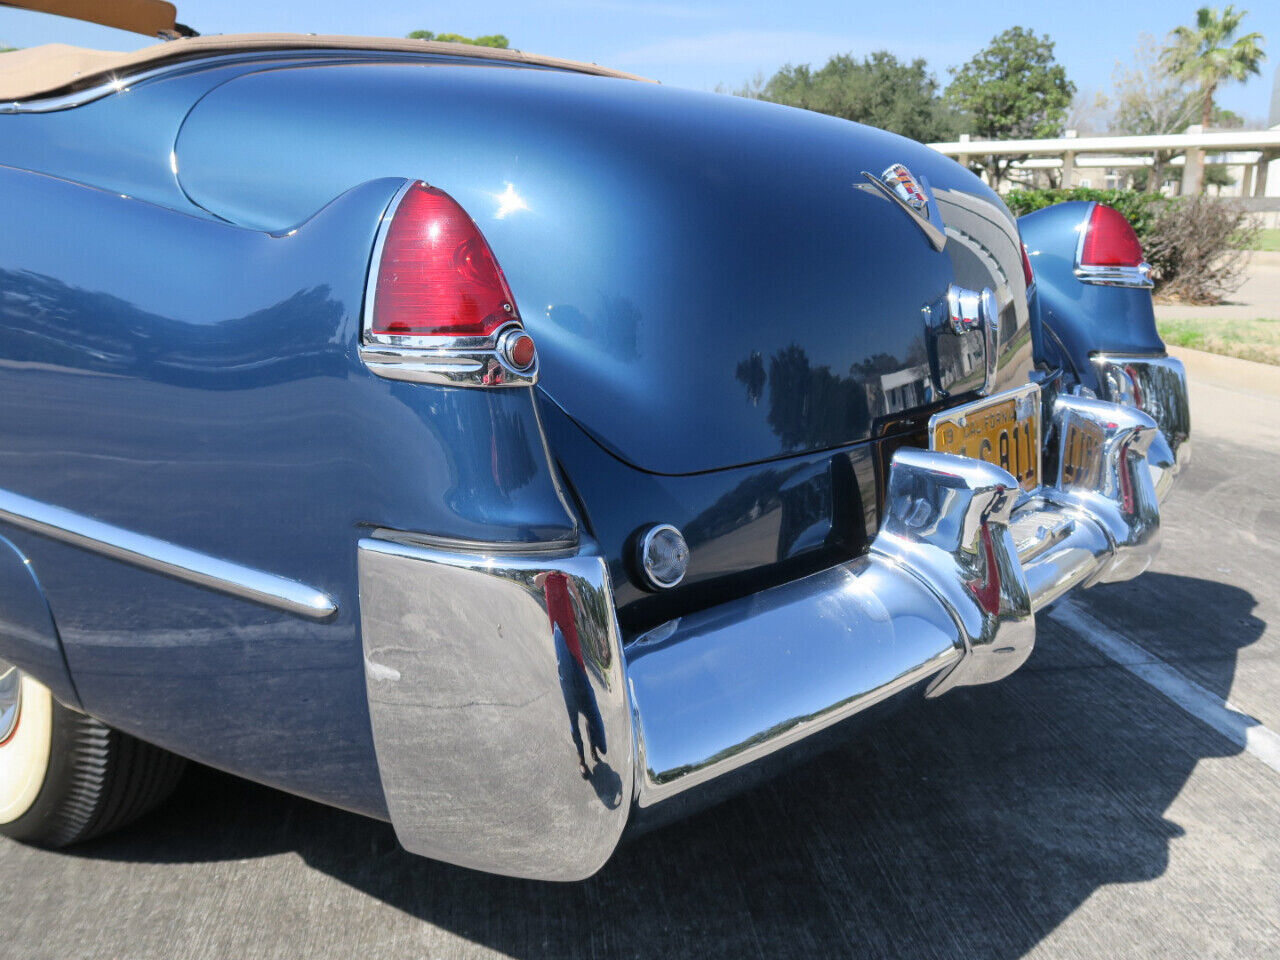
[0,661,186,846]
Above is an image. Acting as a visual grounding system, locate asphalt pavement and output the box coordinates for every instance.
[1,350,1278,960]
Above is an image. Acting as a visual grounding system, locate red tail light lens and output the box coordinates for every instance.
[1080,204,1144,268]
[370,183,518,338]
[1020,242,1035,288]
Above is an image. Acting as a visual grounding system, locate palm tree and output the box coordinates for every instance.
[1161,6,1266,191]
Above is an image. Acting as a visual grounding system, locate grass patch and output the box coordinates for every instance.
[1158,316,1280,365]
[1251,228,1280,252]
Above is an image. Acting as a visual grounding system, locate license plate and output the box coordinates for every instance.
[1060,417,1105,490]
[929,384,1041,491]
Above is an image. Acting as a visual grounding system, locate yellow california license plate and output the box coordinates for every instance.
[929,384,1042,491]
[1060,417,1105,490]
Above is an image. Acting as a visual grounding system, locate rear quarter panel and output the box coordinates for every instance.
[0,165,576,814]
[1019,201,1165,391]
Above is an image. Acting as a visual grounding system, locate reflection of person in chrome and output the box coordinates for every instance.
[537,571,607,779]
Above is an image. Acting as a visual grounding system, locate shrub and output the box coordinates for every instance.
[1004,188,1164,246]
[1142,197,1259,304]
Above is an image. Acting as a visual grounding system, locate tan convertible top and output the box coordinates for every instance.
[0,0,189,39]
[0,33,651,103]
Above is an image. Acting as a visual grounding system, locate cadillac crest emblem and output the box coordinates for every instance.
[860,162,947,252]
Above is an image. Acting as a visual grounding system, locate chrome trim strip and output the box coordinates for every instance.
[1072,201,1155,288]
[0,489,337,620]
[368,526,579,557]
[362,178,417,337]
[1072,201,1092,268]
[358,345,534,387]
[358,181,538,388]
[1074,263,1155,288]
[0,63,181,114]
[1,51,320,113]
[1,47,638,115]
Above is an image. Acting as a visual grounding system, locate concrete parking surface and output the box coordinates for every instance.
[1155,250,1280,322]
[1,352,1278,960]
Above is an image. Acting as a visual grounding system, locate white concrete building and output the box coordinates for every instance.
[927,68,1280,223]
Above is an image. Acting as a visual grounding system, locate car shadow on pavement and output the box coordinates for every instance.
[71,572,1264,960]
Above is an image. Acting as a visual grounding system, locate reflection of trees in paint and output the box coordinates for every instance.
[0,269,345,388]
[735,339,933,452]
[765,344,869,451]
[735,351,766,406]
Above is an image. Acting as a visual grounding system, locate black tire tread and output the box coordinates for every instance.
[2,696,186,847]
[87,724,187,840]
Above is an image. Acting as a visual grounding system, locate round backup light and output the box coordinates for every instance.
[638,524,690,590]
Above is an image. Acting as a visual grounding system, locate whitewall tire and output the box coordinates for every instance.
[0,669,52,825]
[0,662,187,847]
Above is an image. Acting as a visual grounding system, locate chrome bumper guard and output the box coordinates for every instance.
[1093,353,1191,499]
[359,359,1189,880]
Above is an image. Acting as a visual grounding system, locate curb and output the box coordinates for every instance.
[1168,345,1280,400]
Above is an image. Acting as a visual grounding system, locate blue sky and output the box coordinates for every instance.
[3,1,1278,124]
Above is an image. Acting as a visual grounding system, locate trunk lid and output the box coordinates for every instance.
[172,59,1035,474]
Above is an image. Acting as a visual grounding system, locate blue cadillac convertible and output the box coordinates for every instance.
[0,1,1189,879]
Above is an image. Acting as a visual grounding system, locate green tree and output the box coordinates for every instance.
[1203,163,1236,191]
[1162,6,1265,130]
[752,52,958,143]
[1112,34,1203,192]
[1129,167,1181,191]
[406,30,509,49]
[945,27,1076,188]
[1161,5,1265,191]
[1211,105,1245,127]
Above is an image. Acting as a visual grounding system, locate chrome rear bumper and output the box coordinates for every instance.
[359,361,1189,880]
